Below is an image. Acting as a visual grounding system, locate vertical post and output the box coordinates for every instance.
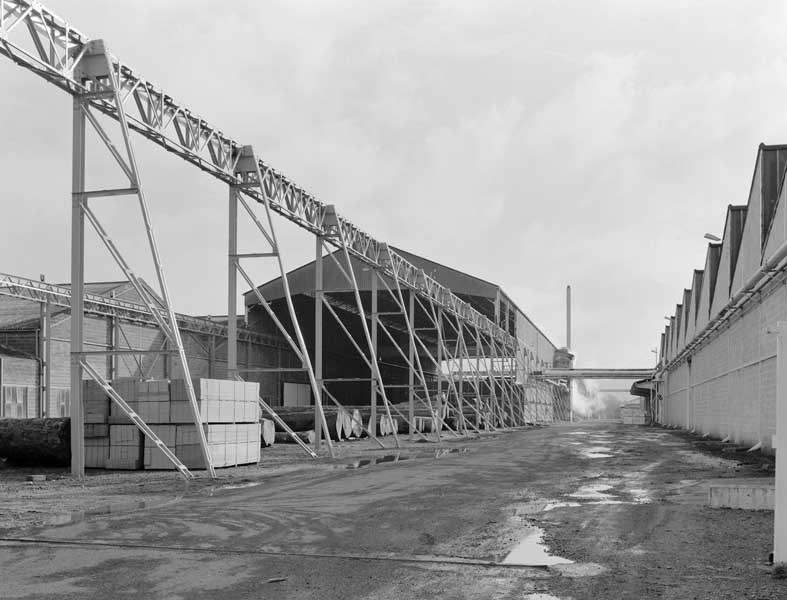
[686,359,692,430]
[208,335,215,378]
[314,235,323,450]
[569,378,574,422]
[774,323,787,565]
[108,290,117,381]
[457,328,465,434]
[108,310,116,381]
[437,308,443,428]
[70,97,86,478]
[408,290,415,442]
[228,186,238,374]
[39,275,52,418]
[44,294,52,417]
[566,285,572,350]
[475,333,482,429]
[508,344,517,425]
[370,272,378,436]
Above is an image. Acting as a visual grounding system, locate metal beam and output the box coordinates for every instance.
[536,368,655,379]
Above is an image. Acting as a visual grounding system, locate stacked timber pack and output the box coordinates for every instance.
[620,402,646,425]
[83,378,261,470]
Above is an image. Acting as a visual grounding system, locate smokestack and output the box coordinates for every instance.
[566,285,572,350]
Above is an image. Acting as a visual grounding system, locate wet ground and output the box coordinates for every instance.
[0,422,784,599]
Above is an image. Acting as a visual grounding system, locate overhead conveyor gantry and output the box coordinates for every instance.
[0,0,542,477]
[0,0,513,348]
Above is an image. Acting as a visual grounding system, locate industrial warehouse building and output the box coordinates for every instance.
[657,144,787,451]
[0,277,297,418]
[246,247,561,419]
[0,248,562,421]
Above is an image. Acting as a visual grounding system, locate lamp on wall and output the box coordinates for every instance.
[703,233,721,242]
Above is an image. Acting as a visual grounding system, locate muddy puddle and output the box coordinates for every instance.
[345,447,470,469]
[516,501,581,515]
[565,481,652,504]
[501,526,572,566]
[216,481,263,491]
[47,496,181,526]
[567,483,616,500]
[578,446,614,459]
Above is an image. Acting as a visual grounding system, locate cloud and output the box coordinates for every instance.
[3,0,787,374]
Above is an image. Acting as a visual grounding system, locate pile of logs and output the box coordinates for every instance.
[268,406,380,443]
[266,401,494,444]
[0,417,71,466]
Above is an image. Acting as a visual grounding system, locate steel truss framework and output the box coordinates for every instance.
[300,239,541,451]
[0,272,285,347]
[67,40,212,478]
[0,0,562,472]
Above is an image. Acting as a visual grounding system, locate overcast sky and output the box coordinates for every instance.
[2,1,787,371]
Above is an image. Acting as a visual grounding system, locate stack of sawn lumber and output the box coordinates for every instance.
[83,378,261,470]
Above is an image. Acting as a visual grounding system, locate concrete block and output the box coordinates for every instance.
[708,482,775,510]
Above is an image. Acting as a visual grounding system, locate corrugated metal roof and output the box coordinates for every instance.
[245,248,500,304]
[0,296,60,329]
[0,278,164,329]
[391,247,500,299]
[58,280,166,308]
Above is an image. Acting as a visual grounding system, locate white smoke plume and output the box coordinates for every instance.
[571,379,623,420]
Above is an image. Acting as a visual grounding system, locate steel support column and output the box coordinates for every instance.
[65,44,214,477]
[314,234,324,450]
[227,186,238,374]
[372,255,439,441]
[370,271,378,439]
[436,306,443,429]
[408,291,415,441]
[774,323,787,565]
[321,228,400,448]
[232,147,334,457]
[70,95,86,477]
